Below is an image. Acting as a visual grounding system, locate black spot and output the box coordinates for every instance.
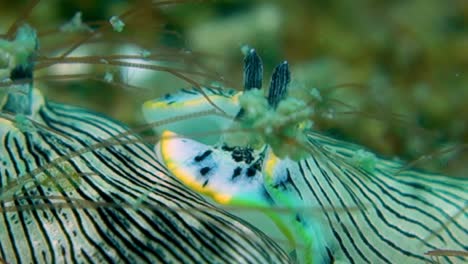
[244,150,254,164]
[221,144,235,151]
[246,166,256,177]
[166,100,176,105]
[295,214,303,223]
[202,179,209,187]
[231,147,254,163]
[194,150,213,162]
[232,167,242,180]
[232,149,243,162]
[10,65,33,81]
[200,167,211,176]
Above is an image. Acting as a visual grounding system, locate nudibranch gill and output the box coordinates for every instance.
[0,25,292,263]
[143,49,468,264]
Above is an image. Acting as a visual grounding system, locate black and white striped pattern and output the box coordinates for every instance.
[145,84,467,264]
[279,132,467,264]
[0,98,290,263]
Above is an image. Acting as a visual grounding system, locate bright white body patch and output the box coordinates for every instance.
[156,130,269,205]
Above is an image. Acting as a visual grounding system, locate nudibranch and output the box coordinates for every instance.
[144,49,468,263]
[0,25,292,263]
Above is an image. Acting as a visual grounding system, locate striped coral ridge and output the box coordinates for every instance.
[0,101,289,264]
[289,132,467,264]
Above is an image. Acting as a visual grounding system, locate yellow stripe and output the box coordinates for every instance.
[160,130,233,204]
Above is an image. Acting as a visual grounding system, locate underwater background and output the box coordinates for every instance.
[0,0,466,177]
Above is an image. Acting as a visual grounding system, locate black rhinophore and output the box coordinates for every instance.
[241,49,291,109]
[267,61,290,109]
[243,48,263,90]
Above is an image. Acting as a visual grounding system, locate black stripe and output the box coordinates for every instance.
[41,105,262,262]
[306,158,381,263]
[36,130,132,262]
[38,123,171,263]
[341,169,440,256]
[5,132,38,263]
[297,162,357,264]
[370,168,466,246]
[42,105,205,204]
[2,101,290,263]
[18,134,59,263]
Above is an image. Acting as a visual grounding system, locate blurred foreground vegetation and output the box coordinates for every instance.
[1,0,467,177]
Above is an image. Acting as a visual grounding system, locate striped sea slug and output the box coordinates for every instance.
[1,1,467,264]
[143,49,467,263]
[0,2,292,263]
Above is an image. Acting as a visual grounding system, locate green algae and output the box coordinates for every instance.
[225,83,321,161]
